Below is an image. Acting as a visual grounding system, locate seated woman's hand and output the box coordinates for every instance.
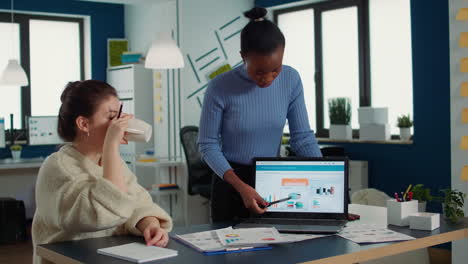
[143,221,169,247]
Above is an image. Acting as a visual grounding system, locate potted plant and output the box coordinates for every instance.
[438,189,466,224]
[411,184,432,212]
[397,114,413,141]
[329,97,352,140]
[9,144,22,160]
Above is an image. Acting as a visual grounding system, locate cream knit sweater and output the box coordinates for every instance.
[32,144,172,264]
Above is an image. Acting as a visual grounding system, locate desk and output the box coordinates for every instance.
[37,205,468,264]
[0,157,44,170]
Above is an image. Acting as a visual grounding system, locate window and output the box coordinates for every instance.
[0,13,84,129]
[369,0,413,135]
[278,9,316,132]
[275,0,413,137]
[0,22,21,128]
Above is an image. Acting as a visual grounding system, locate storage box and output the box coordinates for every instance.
[330,124,352,140]
[409,212,440,231]
[358,107,388,124]
[360,124,390,141]
[387,199,418,226]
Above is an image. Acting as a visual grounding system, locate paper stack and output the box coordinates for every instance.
[173,226,326,255]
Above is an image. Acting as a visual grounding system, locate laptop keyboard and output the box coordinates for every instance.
[246,218,347,226]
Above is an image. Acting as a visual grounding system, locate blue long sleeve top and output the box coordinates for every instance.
[198,64,322,178]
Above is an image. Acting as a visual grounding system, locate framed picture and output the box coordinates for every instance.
[107,38,129,67]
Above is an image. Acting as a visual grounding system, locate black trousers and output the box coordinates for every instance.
[210,161,254,222]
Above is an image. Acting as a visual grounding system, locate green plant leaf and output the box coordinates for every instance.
[328,97,351,125]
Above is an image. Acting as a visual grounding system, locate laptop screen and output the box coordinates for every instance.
[255,160,346,214]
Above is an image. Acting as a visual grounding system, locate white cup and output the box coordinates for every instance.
[125,118,152,142]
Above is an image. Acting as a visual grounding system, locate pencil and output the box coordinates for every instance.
[117,103,123,119]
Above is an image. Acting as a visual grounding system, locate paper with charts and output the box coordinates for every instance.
[338,224,415,244]
[174,227,327,253]
[217,227,314,247]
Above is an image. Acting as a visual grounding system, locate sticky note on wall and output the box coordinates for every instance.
[460,136,468,150]
[463,109,468,123]
[461,58,468,72]
[461,83,468,97]
[461,166,468,181]
[460,33,468,48]
[457,8,468,20]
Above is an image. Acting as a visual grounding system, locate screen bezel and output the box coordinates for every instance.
[252,157,349,220]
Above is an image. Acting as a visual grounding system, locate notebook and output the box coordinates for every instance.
[236,157,349,234]
[97,242,178,263]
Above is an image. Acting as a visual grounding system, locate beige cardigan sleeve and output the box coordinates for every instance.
[123,165,173,235]
[36,155,136,233]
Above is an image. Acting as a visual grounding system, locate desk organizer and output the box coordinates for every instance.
[409,212,440,231]
[387,199,418,226]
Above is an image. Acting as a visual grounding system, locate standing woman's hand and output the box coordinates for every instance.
[238,184,268,214]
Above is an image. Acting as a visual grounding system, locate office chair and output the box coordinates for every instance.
[180,126,213,200]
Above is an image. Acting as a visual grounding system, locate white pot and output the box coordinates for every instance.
[418,201,427,212]
[400,127,411,141]
[330,125,352,140]
[11,150,21,160]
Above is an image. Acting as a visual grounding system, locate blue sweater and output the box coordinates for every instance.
[198,64,322,178]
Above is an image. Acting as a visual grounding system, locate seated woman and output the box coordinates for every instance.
[32,80,172,264]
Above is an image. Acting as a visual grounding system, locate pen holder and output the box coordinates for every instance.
[387,199,418,226]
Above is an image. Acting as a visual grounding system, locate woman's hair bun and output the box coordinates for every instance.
[244,7,267,21]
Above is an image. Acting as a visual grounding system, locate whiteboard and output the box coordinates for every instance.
[28,116,63,145]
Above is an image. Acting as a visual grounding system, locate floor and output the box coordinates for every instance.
[0,240,451,264]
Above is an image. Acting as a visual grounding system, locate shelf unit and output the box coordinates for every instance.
[107,64,154,172]
[136,160,187,226]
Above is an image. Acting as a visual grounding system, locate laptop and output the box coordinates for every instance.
[235,157,349,234]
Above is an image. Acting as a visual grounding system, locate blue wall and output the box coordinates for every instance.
[257,0,451,207]
[0,0,124,158]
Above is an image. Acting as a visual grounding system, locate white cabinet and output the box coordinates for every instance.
[107,64,154,172]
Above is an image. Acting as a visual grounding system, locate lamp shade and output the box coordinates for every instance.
[0,59,28,86]
[145,32,184,69]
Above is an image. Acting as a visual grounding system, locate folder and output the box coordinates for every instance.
[155,72,162,80]
[463,108,468,123]
[461,83,468,97]
[457,8,468,20]
[461,166,468,181]
[461,58,468,72]
[460,33,468,48]
[460,136,468,150]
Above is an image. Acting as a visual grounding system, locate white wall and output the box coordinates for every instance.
[449,1,468,263]
[0,168,38,219]
[179,0,254,126]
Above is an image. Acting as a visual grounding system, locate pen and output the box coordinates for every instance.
[403,184,412,201]
[117,102,123,119]
[267,196,292,207]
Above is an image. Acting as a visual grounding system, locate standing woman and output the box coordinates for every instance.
[198,7,322,222]
[32,80,172,264]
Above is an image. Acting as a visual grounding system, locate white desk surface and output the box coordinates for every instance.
[0,157,45,170]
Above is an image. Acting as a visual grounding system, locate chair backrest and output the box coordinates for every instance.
[179,126,213,196]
